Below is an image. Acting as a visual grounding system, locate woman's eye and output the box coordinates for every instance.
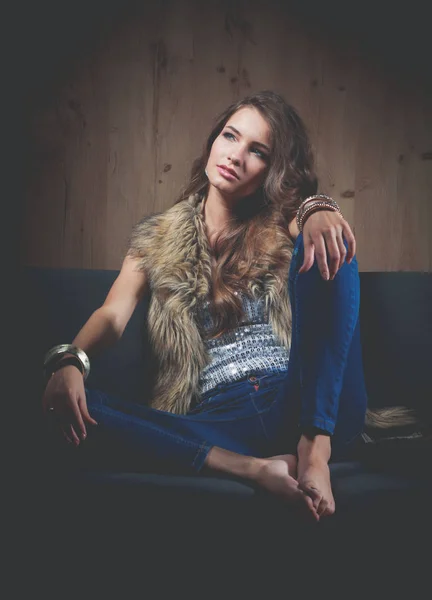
[223,132,235,141]
[222,132,267,160]
[252,148,267,160]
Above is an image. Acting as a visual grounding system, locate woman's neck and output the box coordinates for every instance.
[203,188,236,241]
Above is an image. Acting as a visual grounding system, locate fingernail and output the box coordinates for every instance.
[323,272,329,280]
[81,433,86,440]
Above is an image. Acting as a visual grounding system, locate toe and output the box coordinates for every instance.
[300,493,320,522]
[300,482,322,510]
[322,502,336,517]
[317,497,329,517]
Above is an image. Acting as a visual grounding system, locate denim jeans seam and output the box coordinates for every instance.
[294,271,302,386]
[250,393,271,441]
[89,404,205,451]
[187,409,275,424]
[295,259,359,427]
[192,440,212,471]
[328,267,359,411]
[300,416,335,434]
[335,266,358,361]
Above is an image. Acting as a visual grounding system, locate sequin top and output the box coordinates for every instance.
[197,292,290,395]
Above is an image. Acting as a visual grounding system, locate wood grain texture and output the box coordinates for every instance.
[20,0,432,271]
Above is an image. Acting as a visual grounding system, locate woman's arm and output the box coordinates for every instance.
[68,255,149,358]
[51,255,149,370]
[42,255,149,443]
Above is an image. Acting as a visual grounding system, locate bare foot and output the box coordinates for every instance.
[268,453,298,479]
[297,435,335,518]
[255,456,319,521]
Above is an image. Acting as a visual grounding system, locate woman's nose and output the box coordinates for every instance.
[229,152,241,166]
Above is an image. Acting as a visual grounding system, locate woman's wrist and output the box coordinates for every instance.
[43,344,90,381]
[48,356,85,379]
[296,194,342,233]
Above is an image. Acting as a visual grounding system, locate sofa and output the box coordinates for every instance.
[14,266,432,588]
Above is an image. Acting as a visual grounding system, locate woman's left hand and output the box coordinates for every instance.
[300,210,356,280]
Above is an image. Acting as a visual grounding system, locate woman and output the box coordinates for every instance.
[42,90,365,522]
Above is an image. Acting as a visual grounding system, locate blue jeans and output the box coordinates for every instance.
[84,233,368,473]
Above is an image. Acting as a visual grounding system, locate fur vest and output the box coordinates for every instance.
[127,193,293,414]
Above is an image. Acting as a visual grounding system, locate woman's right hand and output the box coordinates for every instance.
[42,366,98,445]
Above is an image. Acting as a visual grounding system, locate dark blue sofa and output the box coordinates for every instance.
[15,267,432,586]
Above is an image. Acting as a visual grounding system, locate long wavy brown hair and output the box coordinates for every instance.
[175,90,318,337]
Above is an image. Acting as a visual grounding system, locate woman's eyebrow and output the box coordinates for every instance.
[226,125,271,152]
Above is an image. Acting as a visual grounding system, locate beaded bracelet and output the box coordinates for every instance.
[296,194,339,223]
[296,194,340,231]
[298,200,342,233]
[297,193,336,217]
[298,202,341,232]
[298,193,335,211]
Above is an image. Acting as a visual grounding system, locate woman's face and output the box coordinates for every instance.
[206,106,272,201]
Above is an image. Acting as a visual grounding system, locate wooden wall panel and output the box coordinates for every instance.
[104,18,157,268]
[20,0,432,271]
[354,66,432,271]
[145,0,241,214]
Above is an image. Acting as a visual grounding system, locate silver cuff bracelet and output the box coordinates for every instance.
[43,344,90,380]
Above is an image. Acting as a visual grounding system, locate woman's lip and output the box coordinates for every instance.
[217,165,238,180]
